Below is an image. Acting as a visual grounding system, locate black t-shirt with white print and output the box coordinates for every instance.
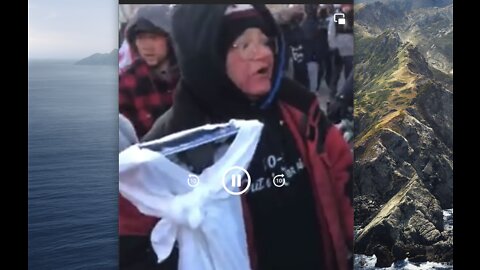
[244,108,324,270]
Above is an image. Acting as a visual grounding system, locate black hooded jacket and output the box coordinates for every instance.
[143,4,289,140]
[301,4,324,62]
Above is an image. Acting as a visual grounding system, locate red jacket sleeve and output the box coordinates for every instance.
[324,125,354,251]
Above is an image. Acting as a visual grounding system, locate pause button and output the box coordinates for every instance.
[222,166,251,195]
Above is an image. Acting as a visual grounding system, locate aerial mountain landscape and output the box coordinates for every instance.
[353,0,453,268]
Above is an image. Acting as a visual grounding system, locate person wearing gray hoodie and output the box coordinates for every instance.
[119,5,179,138]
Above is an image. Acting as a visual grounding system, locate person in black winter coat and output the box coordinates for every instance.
[302,4,322,92]
[283,12,309,89]
[316,6,332,91]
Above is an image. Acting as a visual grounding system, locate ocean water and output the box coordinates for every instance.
[354,255,453,270]
[28,60,118,269]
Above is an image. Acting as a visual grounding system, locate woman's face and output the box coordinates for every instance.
[226,28,275,101]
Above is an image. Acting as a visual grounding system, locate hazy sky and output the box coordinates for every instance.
[28,0,117,60]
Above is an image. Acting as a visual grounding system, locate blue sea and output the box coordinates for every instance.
[28,60,118,269]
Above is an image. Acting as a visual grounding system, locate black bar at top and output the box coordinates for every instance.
[119,1,354,5]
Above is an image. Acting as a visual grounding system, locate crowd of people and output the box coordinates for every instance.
[118,4,353,270]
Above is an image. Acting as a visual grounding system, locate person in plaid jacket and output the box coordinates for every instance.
[119,5,179,138]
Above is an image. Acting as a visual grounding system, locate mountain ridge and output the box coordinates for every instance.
[75,49,118,66]
[353,0,453,266]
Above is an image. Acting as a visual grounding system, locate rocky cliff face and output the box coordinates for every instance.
[353,0,453,267]
[355,179,452,267]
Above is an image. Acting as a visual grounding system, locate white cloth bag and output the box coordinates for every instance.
[119,119,263,270]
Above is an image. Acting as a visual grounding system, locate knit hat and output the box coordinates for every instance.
[220,4,273,57]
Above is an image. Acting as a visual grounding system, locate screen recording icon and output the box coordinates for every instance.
[223,166,251,195]
[334,13,346,25]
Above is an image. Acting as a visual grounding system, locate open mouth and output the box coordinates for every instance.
[256,67,269,75]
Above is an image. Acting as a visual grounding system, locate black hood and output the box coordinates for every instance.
[170,4,286,121]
